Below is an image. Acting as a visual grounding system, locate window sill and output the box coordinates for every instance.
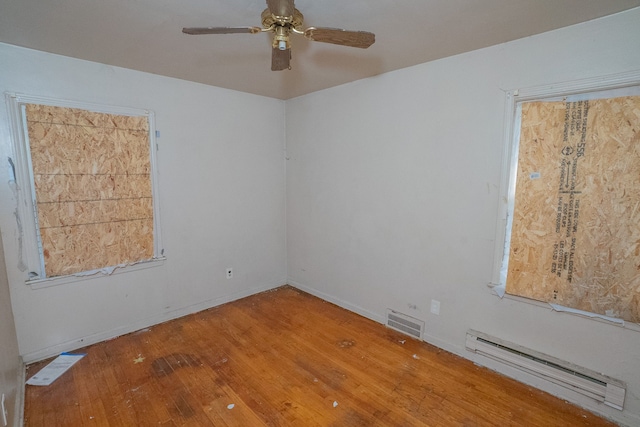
[487,283,640,333]
[26,257,166,290]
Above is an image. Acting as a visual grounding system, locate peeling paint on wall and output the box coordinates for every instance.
[7,157,26,272]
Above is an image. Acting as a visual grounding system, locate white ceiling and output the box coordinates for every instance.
[1,0,639,99]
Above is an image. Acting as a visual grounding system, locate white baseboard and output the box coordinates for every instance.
[422,332,467,358]
[15,357,25,427]
[288,280,385,325]
[22,280,285,364]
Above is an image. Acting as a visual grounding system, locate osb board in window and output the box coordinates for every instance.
[39,219,154,277]
[25,104,154,278]
[506,96,640,322]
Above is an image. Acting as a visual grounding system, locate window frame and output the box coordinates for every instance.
[6,93,164,288]
[490,70,640,328]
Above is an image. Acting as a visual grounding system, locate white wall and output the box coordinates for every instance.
[286,8,640,426]
[0,42,287,362]
[0,228,21,426]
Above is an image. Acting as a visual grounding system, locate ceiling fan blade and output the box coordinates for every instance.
[271,47,291,71]
[304,27,375,49]
[182,27,262,35]
[266,0,294,17]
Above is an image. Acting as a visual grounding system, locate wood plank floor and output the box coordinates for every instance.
[24,286,616,426]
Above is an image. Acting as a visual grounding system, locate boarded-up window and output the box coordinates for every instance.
[503,88,640,323]
[15,101,159,279]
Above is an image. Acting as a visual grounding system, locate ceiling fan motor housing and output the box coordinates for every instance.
[262,7,303,50]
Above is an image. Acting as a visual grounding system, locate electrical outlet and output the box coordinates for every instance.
[430,299,441,315]
[1,393,7,426]
[226,268,233,279]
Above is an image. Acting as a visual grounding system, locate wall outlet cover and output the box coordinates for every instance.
[430,300,441,315]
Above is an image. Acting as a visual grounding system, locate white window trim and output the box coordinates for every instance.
[490,70,640,329]
[5,93,165,287]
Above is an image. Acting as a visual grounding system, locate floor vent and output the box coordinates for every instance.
[386,309,424,339]
[466,330,625,410]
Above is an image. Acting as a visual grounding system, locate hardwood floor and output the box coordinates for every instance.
[24,286,616,426]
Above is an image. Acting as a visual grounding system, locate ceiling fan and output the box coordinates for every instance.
[182,0,375,71]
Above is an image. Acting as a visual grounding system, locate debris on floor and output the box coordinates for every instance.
[26,353,86,386]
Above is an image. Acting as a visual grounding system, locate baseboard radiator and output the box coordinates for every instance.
[465,330,625,410]
[386,309,424,340]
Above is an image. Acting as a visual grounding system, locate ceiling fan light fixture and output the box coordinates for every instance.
[273,25,290,51]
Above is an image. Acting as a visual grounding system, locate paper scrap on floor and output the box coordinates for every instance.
[26,353,86,386]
